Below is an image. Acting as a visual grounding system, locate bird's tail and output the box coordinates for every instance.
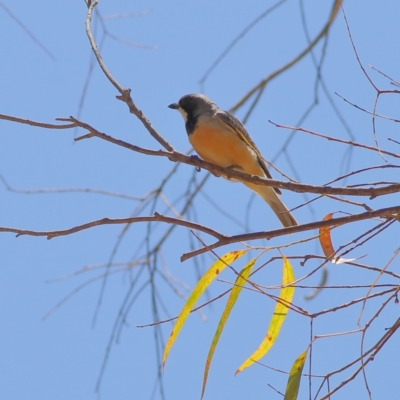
[245,183,298,227]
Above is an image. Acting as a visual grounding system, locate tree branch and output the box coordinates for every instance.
[1,206,399,263]
[2,112,400,198]
[0,212,224,240]
[84,0,174,152]
[269,120,400,160]
[230,0,341,113]
[181,205,400,260]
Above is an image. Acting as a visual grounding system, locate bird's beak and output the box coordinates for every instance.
[168,102,179,110]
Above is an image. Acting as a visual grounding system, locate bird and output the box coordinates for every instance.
[168,94,297,227]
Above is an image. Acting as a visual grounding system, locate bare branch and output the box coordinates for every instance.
[181,206,400,260]
[270,120,400,160]
[3,112,400,198]
[230,0,341,113]
[84,0,174,151]
[0,1,56,61]
[0,114,76,129]
[0,212,224,241]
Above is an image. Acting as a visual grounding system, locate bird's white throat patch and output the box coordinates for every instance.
[177,107,188,122]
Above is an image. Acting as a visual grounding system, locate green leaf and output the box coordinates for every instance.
[284,348,308,400]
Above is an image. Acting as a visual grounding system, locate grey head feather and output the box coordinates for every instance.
[177,94,219,118]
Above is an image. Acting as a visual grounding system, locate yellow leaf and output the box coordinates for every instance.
[162,249,248,370]
[201,259,256,399]
[284,348,308,400]
[236,256,295,374]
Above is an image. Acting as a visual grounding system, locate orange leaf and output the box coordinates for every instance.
[319,213,336,259]
[319,213,358,265]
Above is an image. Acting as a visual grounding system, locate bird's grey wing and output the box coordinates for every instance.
[217,110,281,194]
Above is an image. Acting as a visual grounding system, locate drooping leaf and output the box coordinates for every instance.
[201,258,256,399]
[304,266,328,301]
[319,213,357,264]
[284,348,308,400]
[319,213,336,259]
[235,256,295,374]
[162,249,249,370]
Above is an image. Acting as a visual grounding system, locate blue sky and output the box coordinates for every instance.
[1,1,400,399]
